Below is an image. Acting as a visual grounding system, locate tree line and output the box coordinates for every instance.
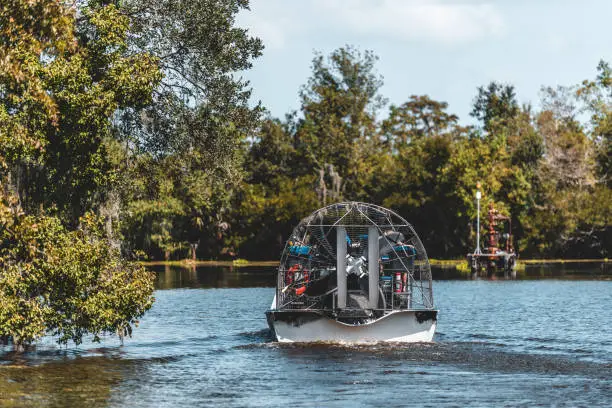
[225,48,610,260]
[0,0,610,345]
[130,45,610,262]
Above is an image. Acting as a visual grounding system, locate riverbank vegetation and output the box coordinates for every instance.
[1,1,610,344]
[230,49,610,261]
[0,0,161,346]
[136,43,610,261]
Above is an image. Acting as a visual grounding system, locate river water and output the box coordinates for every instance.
[1,265,611,407]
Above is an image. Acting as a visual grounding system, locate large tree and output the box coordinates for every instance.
[518,68,612,257]
[381,95,461,146]
[233,47,387,259]
[2,1,161,222]
[294,46,385,196]
[121,0,263,154]
[580,60,612,186]
[377,95,472,256]
[0,0,156,347]
[117,0,264,260]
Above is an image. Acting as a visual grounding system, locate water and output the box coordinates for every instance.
[1,265,611,407]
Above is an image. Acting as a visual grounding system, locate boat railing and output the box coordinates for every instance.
[277,280,433,311]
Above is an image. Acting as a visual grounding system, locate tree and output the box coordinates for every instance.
[518,62,612,257]
[234,55,611,260]
[120,153,187,260]
[579,60,612,186]
[0,0,74,170]
[2,1,161,223]
[376,95,471,256]
[536,110,595,190]
[120,151,238,260]
[471,82,519,132]
[121,0,263,154]
[233,118,319,260]
[246,118,298,186]
[115,0,265,259]
[0,0,156,347]
[295,46,385,196]
[0,209,154,347]
[492,109,544,254]
[381,95,461,147]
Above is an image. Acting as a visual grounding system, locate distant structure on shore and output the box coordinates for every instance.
[467,184,517,278]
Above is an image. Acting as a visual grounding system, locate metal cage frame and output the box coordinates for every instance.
[275,202,434,312]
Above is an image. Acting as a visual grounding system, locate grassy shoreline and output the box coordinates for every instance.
[140,258,609,268]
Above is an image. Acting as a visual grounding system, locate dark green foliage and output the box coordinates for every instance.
[295,47,384,189]
[120,0,263,155]
[382,95,462,144]
[115,0,265,261]
[232,50,610,260]
[6,2,162,223]
[0,0,156,347]
[582,60,612,186]
[471,82,520,132]
[0,210,154,346]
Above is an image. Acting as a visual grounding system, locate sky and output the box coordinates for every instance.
[237,0,612,125]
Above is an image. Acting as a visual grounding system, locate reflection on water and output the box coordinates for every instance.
[152,264,276,289]
[521,261,610,279]
[153,262,611,289]
[0,354,124,407]
[1,263,610,407]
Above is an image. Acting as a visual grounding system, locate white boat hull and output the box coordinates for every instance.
[266,309,437,343]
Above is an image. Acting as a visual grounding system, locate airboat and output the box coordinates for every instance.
[266,202,437,343]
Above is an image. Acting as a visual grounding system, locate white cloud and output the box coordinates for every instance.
[323,0,505,44]
[239,0,505,49]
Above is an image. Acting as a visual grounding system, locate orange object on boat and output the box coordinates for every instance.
[285,264,300,285]
[286,264,309,295]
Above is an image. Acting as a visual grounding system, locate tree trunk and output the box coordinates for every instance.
[190,243,198,261]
